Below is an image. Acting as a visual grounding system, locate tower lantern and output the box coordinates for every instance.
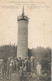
[17,7,29,59]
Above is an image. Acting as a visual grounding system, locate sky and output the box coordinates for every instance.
[0,0,52,48]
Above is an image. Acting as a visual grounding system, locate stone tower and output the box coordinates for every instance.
[17,7,29,59]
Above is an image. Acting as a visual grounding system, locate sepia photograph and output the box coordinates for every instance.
[0,0,51,81]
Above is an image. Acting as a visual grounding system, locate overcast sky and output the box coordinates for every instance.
[0,0,52,48]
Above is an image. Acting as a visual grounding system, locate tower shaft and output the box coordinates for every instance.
[17,20,28,59]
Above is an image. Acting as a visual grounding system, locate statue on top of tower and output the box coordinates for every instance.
[17,7,29,21]
[22,6,24,18]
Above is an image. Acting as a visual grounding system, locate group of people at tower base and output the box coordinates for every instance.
[0,56,42,81]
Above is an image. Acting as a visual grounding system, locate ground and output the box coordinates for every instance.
[0,72,51,81]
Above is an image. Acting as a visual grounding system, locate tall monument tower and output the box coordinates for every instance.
[17,7,29,59]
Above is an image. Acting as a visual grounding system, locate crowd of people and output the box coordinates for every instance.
[7,56,37,75]
[0,56,42,81]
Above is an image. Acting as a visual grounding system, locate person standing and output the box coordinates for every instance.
[36,62,42,76]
